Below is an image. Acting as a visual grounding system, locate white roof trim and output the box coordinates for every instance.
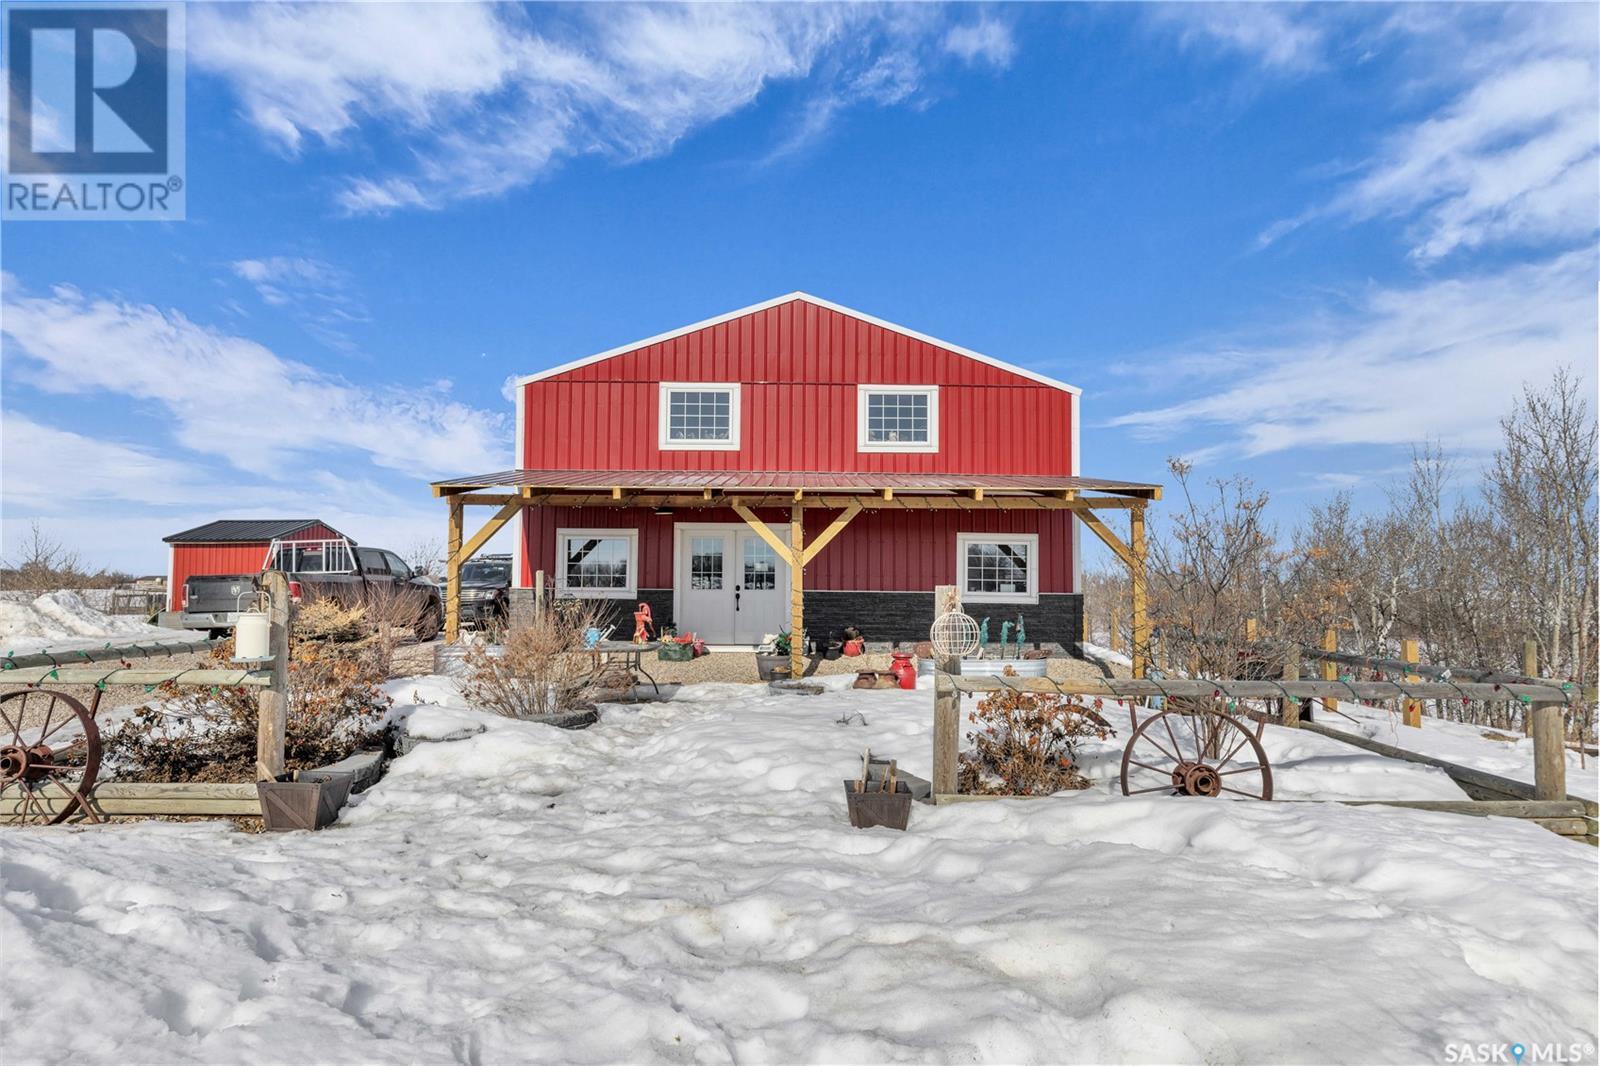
[513,291,1081,395]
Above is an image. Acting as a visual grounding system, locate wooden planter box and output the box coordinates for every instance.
[257,770,354,832]
[843,779,913,830]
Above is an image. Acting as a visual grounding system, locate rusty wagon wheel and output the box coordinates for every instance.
[1120,705,1272,800]
[0,689,102,826]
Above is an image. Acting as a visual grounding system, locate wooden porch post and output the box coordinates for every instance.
[445,497,463,643]
[790,503,805,678]
[1129,502,1149,679]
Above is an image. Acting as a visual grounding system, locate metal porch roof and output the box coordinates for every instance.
[430,469,1161,498]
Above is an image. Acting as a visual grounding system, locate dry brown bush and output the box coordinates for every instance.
[459,599,608,719]
[957,686,1116,796]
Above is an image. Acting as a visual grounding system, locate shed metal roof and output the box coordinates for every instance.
[431,469,1160,498]
[163,519,339,544]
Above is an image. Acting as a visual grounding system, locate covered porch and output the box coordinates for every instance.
[430,469,1162,677]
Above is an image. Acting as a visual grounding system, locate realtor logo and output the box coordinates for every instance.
[4,1,186,219]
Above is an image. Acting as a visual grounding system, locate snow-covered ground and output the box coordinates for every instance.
[2,679,1595,1064]
[0,590,181,656]
[1322,700,1599,802]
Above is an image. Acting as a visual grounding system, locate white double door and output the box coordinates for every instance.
[675,523,790,645]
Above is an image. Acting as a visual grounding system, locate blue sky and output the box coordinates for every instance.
[2,2,1595,573]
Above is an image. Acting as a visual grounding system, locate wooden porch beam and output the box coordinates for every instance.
[800,502,862,566]
[1076,509,1135,567]
[452,493,518,507]
[728,502,792,562]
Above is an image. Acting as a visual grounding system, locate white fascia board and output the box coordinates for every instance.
[512,291,1082,395]
[512,381,527,588]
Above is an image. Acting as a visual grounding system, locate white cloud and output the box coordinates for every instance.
[942,17,1016,69]
[1107,251,1596,459]
[191,3,1000,213]
[1235,4,1600,259]
[0,412,217,511]
[1150,4,1329,72]
[1336,50,1599,260]
[1,280,509,480]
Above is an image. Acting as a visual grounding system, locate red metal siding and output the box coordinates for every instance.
[521,507,1073,595]
[521,298,1074,476]
[168,523,342,610]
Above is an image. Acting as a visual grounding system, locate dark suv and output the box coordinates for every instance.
[458,554,512,627]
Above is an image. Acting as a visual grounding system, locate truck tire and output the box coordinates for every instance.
[414,606,441,642]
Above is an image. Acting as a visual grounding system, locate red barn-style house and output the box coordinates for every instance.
[433,293,1160,673]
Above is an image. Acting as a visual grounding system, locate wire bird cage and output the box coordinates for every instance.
[929,611,980,660]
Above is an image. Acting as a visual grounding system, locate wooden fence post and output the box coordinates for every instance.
[1109,606,1121,654]
[1320,627,1338,717]
[1531,702,1566,801]
[1244,617,1258,643]
[534,569,546,624]
[933,584,962,798]
[1282,645,1301,727]
[255,571,291,782]
[1401,638,1422,728]
[1523,639,1538,736]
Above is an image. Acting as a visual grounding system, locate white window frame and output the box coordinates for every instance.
[857,385,939,453]
[658,382,741,451]
[555,528,639,599]
[956,532,1039,604]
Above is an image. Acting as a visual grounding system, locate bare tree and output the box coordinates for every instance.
[0,521,129,591]
[404,538,445,579]
[1147,459,1286,679]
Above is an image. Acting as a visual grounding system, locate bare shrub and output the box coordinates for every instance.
[957,686,1116,796]
[459,599,607,719]
[350,582,435,664]
[0,520,132,591]
[104,610,391,782]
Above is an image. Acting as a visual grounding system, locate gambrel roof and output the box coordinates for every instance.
[513,292,1080,394]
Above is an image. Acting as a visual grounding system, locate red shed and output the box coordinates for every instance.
[163,519,346,611]
[434,293,1159,662]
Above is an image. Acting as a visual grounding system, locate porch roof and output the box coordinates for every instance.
[430,468,1161,501]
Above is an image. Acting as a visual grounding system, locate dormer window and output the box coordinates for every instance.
[858,385,938,452]
[659,383,740,450]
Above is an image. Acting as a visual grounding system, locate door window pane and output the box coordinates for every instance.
[743,539,777,590]
[564,536,630,590]
[964,540,1030,595]
[690,537,724,589]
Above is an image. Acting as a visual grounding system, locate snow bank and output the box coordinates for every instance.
[1,681,1594,1064]
[0,590,178,655]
